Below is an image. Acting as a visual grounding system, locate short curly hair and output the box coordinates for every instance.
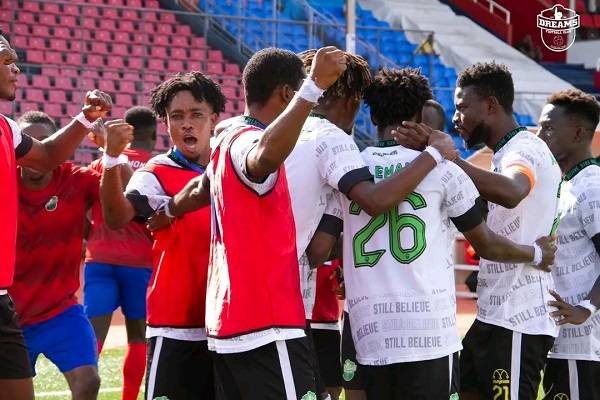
[457,62,514,114]
[243,47,305,106]
[364,67,433,128]
[547,89,600,130]
[150,71,226,119]
[298,49,372,101]
[17,110,57,131]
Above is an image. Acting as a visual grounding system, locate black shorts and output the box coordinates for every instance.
[460,319,554,400]
[311,326,342,388]
[341,311,366,391]
[0,294,32,379]
[145,336,214,400]
[213,336,316,400]
[362,352,459,400]
[305,323,326,396]
[544,358,600,400]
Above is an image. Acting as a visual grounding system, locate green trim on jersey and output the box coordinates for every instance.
[563,158,600,182]
[492,126,527,153]
[376,139,399,148]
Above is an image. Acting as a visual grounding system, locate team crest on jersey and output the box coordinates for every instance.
[449,393,460,400]
[342,359,357,381]
[44,196,58,212]
[301,391,317,400]
[553,394,570,400]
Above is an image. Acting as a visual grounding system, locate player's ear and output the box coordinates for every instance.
[487,96,500,115]
[281,84,294,104]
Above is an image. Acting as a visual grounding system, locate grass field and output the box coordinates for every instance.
[34,347,545,400]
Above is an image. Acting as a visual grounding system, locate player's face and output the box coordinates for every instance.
[453,86,492,149]
[537,103,576,163]
[0,36,20,101]
[20,122,53,180]
[165,90,217,163]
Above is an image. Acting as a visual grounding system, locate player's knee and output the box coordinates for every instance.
[72,371,101,399]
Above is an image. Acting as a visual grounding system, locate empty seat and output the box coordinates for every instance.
[12,36,28,49]
[39,14,57,26]
[13,25,30,36]
[123,71,141,81]
[102,8,119,19]
[60,15,77,27]
[87,54,104,66]
[114,32,132,43]
[148,59,164,71]
[115,94,134,108]
[159,13,176,23]
[171,47,188,60]
[121,9,138,20]
[25,89,45,102]
[190,49,206,60]
[99,20,117,31]
[118,20,136,33]
[99,80,116,93]
[23,2,40,12]
[176,25,191,35]
[108,56,125,69]
[17,12,35,24]
[17,74,28,87]
[45,52,63,64]
[28,38,46,50]
[171,36,189,47]
[32,75,52,89]
[50,39,68,52]
[95,30,113,42]
[54,27,72,39]
[42,67,61,77]
[208,50,223,61]
[63,4,79,16]
[224,63,241,75]
[48,90,67,103]
[157,24,173,35]
[151,47,168,58]
[167,60,185,72]
[54,76,74,90]
[81,18,97,30]
[153,35,169,46]
[19,102,40,113]
[103,71,120,81]
[0,10,12,23]
[127,57,144,70]
[130,45,145,57]
[59,68,79,78]
[191,37,206,48]
[67,103,83,116]
[119,81,137,94]
[111,43,128,56]
[65,53,82,66]
[206,62,224,75]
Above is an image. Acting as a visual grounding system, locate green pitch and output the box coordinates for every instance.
[33,347,545,400]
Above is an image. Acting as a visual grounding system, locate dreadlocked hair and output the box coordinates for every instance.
[298,49,372,101]
[150,71,226,119]
[364,67,432,128]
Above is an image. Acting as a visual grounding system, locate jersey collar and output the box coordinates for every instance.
[492,126,527,153]
[242,115,267,130]
[376,139,399,148]
[563,158,600,182]
[309,112,327,120]
[167,147,206,174]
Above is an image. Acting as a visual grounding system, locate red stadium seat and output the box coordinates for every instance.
[115,94,134,108]
[65,53,82,66]
[23,2,40,12]
[45,52,63,65]
[42,67,61,77]
[122,9,139,21]
[118,20,136,33]
[171,48,188,60]
[150,47,168,59]
[109,106,128,119]
[59,68,79,78]
[127,57,144,70]
[12,36,28,49]
[54,27,71,39]
[69,41,84,53]
[130,45,145,57]
[594,15,600,28]
[143,12,158,22]
[99,80,116,93]
[167,60,185,72]
[148,59,164,71]
[221,86,237,100]
[153,36,169,47]
[63,4,79,16]
[43,103,63,118]
[25,89,45,102]
[114,32,132,43]
[171,36,189,47]
[67,103,82,117]
[159,13,176,23]
[17,74,28,88]
[123,71,141,81]
[142,22,156,34]
[54,77,74,90]
[206,62,224,75]
[108,56,125,69]
[208,50,223,61]
[28,38,46,50]
[87,54,104,66]
[107,0,124,5]
[32,26,51,37]
[225,63,241,75]
[95,30,112,43]
[82,70,100,79]
[19,102,40,113]
[99,20,117,31]
[39,14,58,26]
[0,10,12,23]
[103,71,120,81]
[119,81,137,94]
[13,25,30,36]
[102,8,119,19]
[191,37,206,48]
[50,40,68,52]
[157,24,173,35]
[48,90,67,103]
[81,18,97,30]
[190,49,206,60]
[32,76,52,89]
[83,7,98,18]
[132,33,150,44]
[146,0,160,8]
[60,15,77,27]
[175,25,191,35]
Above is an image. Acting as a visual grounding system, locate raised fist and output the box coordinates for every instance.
[105,119,133,157]
[82,89,113,122]
[309,46,347,90]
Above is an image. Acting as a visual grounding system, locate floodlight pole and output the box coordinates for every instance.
[346,0,356,54]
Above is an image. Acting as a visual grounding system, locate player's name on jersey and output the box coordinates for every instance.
[383,335,444,349]
[508,305,549,326]
[373,300,431,314]
[373,161,410,180]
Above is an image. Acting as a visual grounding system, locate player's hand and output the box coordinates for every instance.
[391,121,429,151]
[548,289,591,325]
[105,119,133,157]
[146,210,173,232]
[309,46,347,90]
[534,235,556,272]
[428,129,458,160]
[82,89,112,122]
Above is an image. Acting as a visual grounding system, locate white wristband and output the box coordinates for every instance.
[296,78,325,104]
[102,152,128,169]
[74,112,95,130]
[577,299,598,315]
[424,146,443,165]
[532,243,542,265]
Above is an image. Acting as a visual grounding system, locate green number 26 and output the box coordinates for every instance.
[350,192,427,268]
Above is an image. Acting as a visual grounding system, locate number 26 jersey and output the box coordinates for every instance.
[335,144,481,365]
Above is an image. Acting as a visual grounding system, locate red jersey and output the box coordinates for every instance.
[0,116,17,289]
[311,260,342,325]
[85,148,152,267]
[206,125,306,339]
[144,161,210,328]
[11,163,100,326]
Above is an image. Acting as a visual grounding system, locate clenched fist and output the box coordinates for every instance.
[82,89,113,122]
[105,119,133,157]
[309,46,347,90]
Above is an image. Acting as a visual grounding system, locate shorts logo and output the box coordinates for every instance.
[553,394,570,400]
[492,369,510,400]
[537,4,579,52]
[449,393,460,400]
[342,359,357,382]
[45,196,58,212]
[301,391,317,400]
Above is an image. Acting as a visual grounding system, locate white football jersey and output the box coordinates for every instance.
[476,130,561,337]
[338,143,482,365]
[549,161,600,361]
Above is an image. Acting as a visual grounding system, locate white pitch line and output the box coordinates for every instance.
[36,387,123,397]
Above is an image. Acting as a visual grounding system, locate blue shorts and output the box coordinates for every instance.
[23,304,97,375]
[84,262,151,320]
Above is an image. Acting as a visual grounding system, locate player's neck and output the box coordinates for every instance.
[246,104,278,126]
[486,116,519,149]
[19,170,53,190]
[311,105,346,131]
[130,140,153,153]
[560,148,593,175]
[378,126,396,143]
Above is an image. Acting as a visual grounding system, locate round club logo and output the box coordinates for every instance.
[342,359,357,382]
[537,4,579,52]
[492,368,510,384]
[553,394,570,400]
